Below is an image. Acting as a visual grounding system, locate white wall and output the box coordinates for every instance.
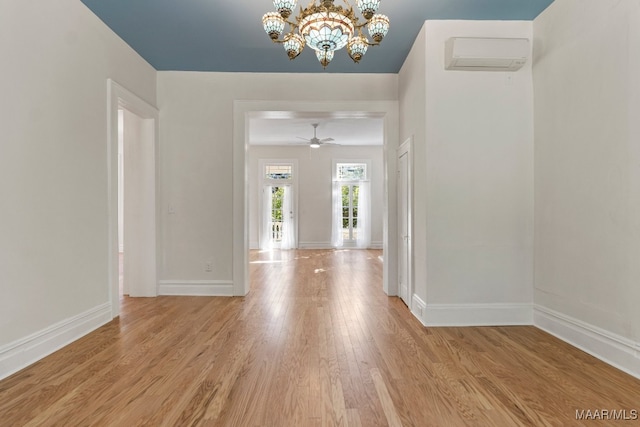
[157,72,398,294]
[400,20,535,325]
[399,24,427,315]
[249,145,384,249]
[533,0,640,377]
[0,0,156,378]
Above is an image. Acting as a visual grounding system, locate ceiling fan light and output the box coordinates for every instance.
[367,14,389,43]
[348,36,368,63]
[316,49,334,68]
[357,0,380,20]
[310,141,321,148]
[262,12,285,40]
[273,0,297,19]
[283,33,305,59]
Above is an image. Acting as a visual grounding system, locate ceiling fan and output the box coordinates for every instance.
[295,123,338,148]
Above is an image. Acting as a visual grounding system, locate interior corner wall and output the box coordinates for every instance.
[398,24,428,314]
[0,0,156,378]
[157,72,397,288]
[248,145,384,249]
[533,0,640,377]
[402,20,535,326]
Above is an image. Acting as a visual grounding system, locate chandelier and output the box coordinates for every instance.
[262,0,390,69]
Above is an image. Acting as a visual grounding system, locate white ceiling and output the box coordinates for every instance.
[249,113,384,147]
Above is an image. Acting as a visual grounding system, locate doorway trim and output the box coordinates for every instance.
[258,159,299,249]
[397,137,413,310]
[233,101,399,296]
[107,79,160,318]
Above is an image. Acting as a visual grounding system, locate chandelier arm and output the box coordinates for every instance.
[345,8,358,22]
[270,27,297,44]
[342,0,356,15]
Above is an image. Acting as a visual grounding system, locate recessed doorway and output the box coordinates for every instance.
[108,80,159,318]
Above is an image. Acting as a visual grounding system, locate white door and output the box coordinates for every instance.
[397,145,411,306]
[122,109,157,297]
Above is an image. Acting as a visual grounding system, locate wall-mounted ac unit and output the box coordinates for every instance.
[444,37,529,71]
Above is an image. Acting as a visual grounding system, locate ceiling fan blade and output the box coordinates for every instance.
[320,137,334,142]
[296,136,311,141]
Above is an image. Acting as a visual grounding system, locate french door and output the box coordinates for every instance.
[260,160,297,250]
[341,183,359,243]
[265,185,295,248]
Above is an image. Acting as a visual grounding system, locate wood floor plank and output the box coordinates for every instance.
[371,368,403,427]
[2,249,640,426]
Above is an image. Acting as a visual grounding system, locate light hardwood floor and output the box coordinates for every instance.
[1,249,639,426]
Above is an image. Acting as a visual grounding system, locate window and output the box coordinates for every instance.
[337,163,366,180]
[265,164,292,181]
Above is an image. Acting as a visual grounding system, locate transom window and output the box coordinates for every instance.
[337,163,367,181]
[265,164,292,180]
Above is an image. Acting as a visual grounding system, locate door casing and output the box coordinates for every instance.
[397,137,413,308]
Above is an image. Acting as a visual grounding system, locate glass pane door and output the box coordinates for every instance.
[341,184,359,242]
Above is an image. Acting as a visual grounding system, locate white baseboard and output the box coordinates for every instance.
[0,302,112,381]
[411,294,427,325]
[158,280,234,296]
[287,242,381,250]
[534,305,640,379]
[422,303,533,326]
[298,241,333,249]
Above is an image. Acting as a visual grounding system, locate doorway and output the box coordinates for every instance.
[117,109,125,297]
[108,80,159,318]
[332,160,371,248]
[259,160,298,250]
[341,183,359,243]
[117,107,156,299]
[234,102,399,296]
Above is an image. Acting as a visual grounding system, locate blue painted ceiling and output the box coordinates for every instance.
[80,0,554,73]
